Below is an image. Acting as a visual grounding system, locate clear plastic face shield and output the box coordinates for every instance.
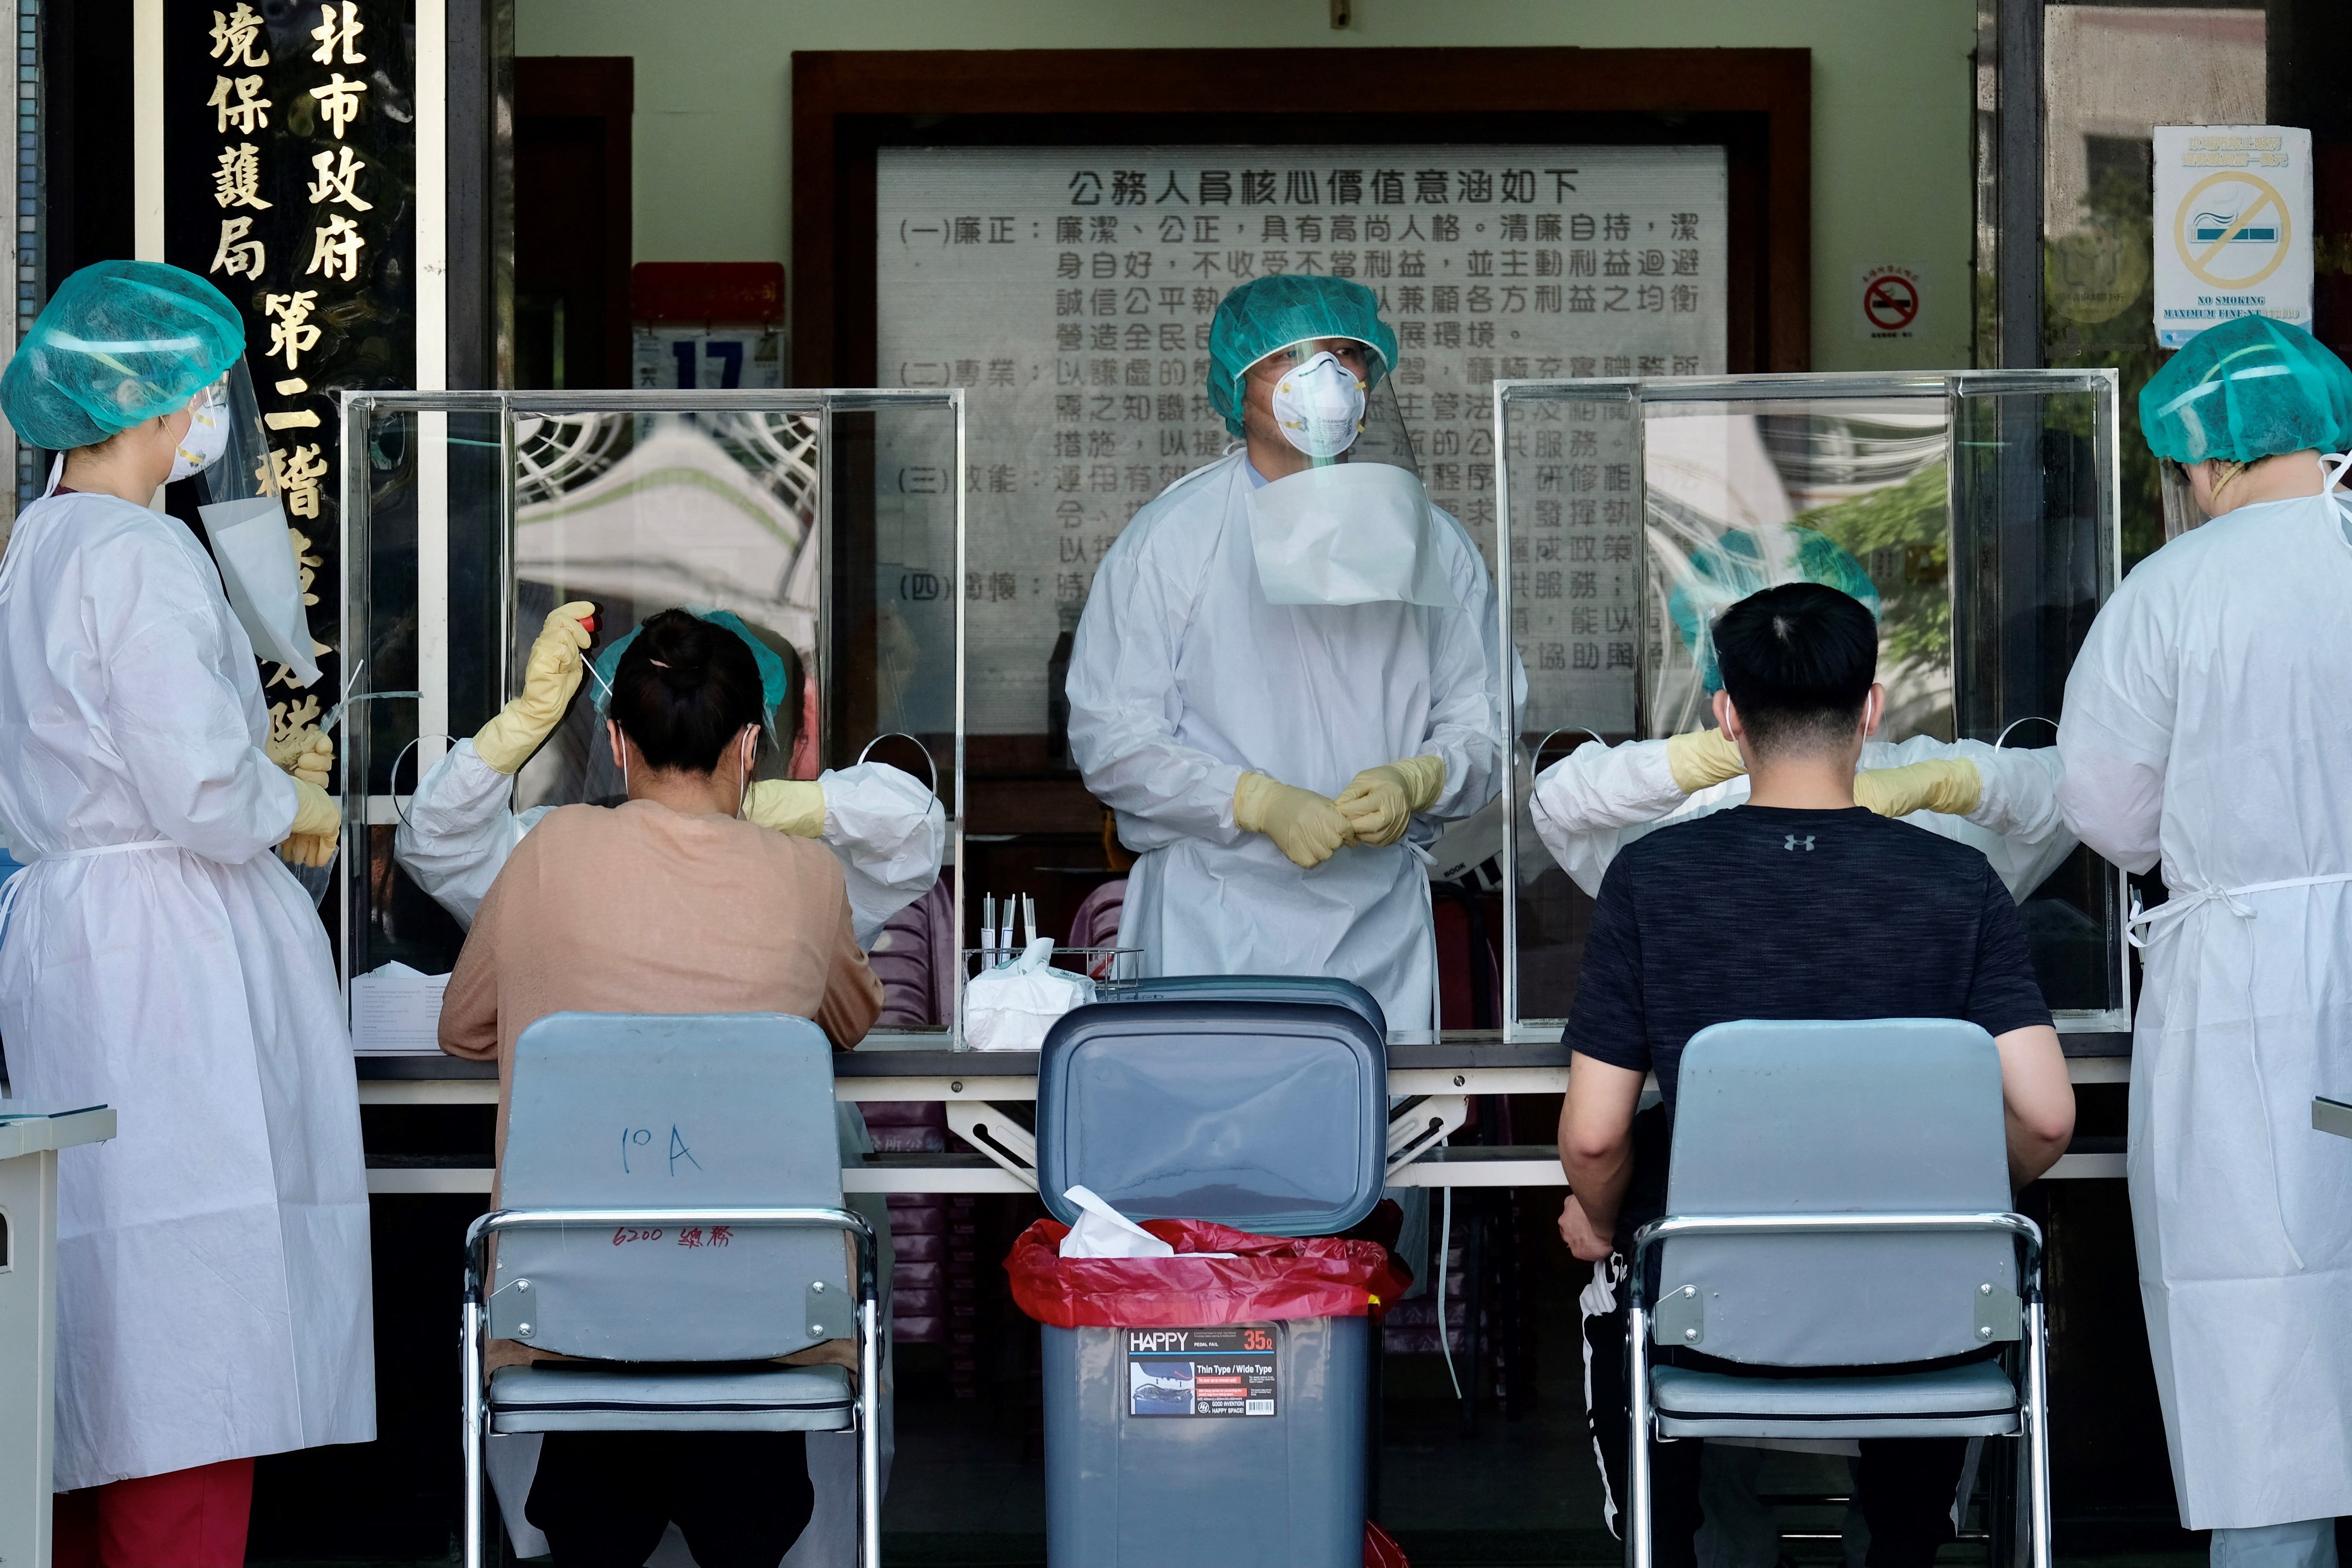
[1242,336,1457,609]
[188,359,322,684]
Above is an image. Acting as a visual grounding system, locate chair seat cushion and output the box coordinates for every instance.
[490,1361,855,1434]
[1652,1359,2020,1439]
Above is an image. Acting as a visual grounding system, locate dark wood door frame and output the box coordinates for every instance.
[515,55,634,388]
[791,47,1812,387]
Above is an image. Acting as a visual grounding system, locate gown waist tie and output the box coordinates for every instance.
[0,838,185,950]
[2125,871,2352,949]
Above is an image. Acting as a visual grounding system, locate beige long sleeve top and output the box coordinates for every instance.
[439,797,885,1162]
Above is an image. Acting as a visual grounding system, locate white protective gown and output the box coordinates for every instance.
[1066,451,1509,1031]
[395,738,946,944]
[1532,734,2078,903]
[0,489,373,1488]
[2057,491,2352,1531]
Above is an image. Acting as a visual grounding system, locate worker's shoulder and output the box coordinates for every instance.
[1110,453,1242,549]
[28,492,202,574]
[2127,495,2324,588]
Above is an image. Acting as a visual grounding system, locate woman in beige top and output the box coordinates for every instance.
[440,607,882,1568]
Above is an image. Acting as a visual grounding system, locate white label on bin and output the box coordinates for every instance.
[1127,1326,1277,1417]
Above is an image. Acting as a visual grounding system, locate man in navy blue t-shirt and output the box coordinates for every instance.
[1559,583,2076,1568]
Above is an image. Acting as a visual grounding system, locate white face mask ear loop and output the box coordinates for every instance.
[2323,451,2352,493]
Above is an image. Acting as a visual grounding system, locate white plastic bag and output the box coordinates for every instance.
[1058,1185,1175,1258]
[964,937,1094,1052]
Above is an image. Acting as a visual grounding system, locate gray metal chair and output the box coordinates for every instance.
[1625,1019,2051,1568]
[461,1012,880,1568]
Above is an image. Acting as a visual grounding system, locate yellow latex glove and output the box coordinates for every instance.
[1665,727,1746,793]
[474,601,596,774]
[1852,756,1984,819]
[1333,755,1447,849]
[278,777,340,868]
[1233,771,1354,869]
[745,779,827,837]
[267,727,334,791]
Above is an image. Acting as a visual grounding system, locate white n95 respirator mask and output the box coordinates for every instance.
[170,380,233,481]
[1270,350,1366,460]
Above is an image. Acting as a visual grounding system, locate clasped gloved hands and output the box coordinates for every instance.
[1853,756,1983,819]
[1333,755,1446,848]
[474,601,596,775]
[267,726,334,791]
[278,776,340,867]
[1234,771,1355,868]
[1665,726,1746,793]
[744,779,827,837]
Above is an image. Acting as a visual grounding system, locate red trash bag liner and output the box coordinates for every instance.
[1007,1218,1412,1330]
[1363,1519,1411,1568]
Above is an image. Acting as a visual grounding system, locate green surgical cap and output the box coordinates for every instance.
[2140,315,2352,465]
[0,261,244,451]
[1206,274,1400,437]
[1668,526,1882,694]
[591,607,790,719]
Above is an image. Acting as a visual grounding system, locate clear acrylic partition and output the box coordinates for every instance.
[1495,371,2126,1040]
[339,390,964,1033]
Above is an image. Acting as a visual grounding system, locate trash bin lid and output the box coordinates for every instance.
[1035,1000,1387,1237]
[1105,973,1387,1039]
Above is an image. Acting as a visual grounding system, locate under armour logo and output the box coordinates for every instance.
[1784,834,1815,852]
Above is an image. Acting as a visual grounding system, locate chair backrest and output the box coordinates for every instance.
[1035,1000,1387,1237]
[1105,973,1388,1039]
[488,1012,852,1362]
[1659,1018,2016,1366]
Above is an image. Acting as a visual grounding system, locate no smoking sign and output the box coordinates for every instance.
[1857,264,1923,341]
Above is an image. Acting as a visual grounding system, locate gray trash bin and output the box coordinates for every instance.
[1031,999,1388,1568]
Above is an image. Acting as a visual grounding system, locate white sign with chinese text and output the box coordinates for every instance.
[2154,125,2312,348]
[876,145,1728,735]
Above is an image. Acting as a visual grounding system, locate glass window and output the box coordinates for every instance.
[339,390,964,1032]
[1498,370,2126,1039]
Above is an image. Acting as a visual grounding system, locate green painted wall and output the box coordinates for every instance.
[515,0,1978,370]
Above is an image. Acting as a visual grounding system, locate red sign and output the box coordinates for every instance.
[1862,271,1920,333]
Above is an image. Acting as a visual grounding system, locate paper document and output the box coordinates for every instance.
[351,962,451,1054]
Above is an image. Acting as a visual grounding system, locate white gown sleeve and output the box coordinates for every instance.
[1869,735,2079,901]
[818,761,947,947]
[1528,739,1690,897]
[1413,510,1509,828]
[106,592,298,866]
[393,738,530,928]
[1065,516,1250,854]
[2055,577,2172,877]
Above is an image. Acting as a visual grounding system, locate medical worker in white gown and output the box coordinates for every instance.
[2057,316,2352,1568]
[395,603,944,945]
[1067,274,1509,1031]
[0,263,368,1562]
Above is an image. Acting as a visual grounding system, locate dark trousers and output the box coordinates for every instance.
[1582,1257,1969,1568]
[527,1430,815,1568]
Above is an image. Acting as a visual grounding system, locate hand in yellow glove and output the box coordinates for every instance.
[474,601,596,774]
[267,727,334,791]
[1852,757,1984,819]
[278,776,340,868]
[744,779,827,837]
[1333,755,1447,849]
[1234,771,1354,869]
[1665,727,1746,793]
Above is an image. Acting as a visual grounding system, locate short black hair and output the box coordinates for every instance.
[1711,582,1878,756]
[608,610,767,773]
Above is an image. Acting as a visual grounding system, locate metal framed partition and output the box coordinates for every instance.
[1494,370,2126,1043]
[337,387,965,1037]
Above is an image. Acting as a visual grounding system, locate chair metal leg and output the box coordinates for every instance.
[2023,1297,2053,1568]
[463,1297,486,1568]
[859,1296,882,1568]
[1627,1301,1653,1568]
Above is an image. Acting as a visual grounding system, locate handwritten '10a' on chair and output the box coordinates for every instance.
[459,1012,881,1568]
